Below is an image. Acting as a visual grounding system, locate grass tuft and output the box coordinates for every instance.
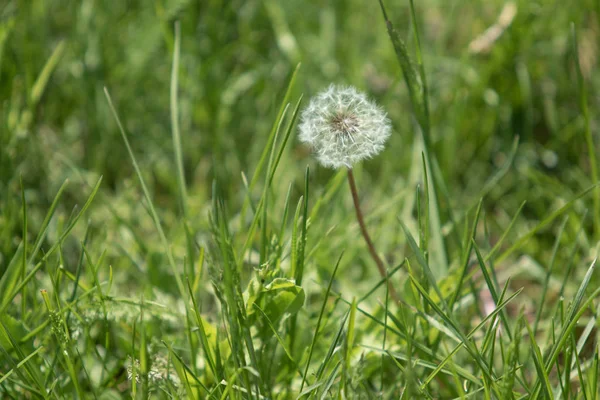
[1,2,599,399]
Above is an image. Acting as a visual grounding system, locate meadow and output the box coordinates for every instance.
[1,0,599,398]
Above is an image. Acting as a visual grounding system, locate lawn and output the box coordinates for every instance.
[1,0,599,398]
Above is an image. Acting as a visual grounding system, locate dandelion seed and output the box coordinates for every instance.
[298,84,391,168]
[297,84,399,302]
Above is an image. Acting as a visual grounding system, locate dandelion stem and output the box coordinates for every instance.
[347,168,398,302]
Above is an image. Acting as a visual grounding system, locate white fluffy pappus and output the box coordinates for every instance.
[298,85,392,169]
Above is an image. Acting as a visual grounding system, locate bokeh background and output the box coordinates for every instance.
[2,0,598,283]
[1,0,599,396]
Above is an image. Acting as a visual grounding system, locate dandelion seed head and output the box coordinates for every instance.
[298,84,391,168]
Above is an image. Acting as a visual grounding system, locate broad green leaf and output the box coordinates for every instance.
[247,277,305,339]
[0,313,31,352]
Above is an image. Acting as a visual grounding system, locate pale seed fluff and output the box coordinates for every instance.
[298,84,392,169]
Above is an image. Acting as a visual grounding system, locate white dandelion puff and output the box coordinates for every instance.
[298,84,392,169]
[298,84,400,301]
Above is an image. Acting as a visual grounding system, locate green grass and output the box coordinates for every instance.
[1,0,600,398]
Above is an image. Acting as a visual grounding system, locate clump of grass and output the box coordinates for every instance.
[1,0,599,399]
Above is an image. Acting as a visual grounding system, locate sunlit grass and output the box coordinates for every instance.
[1,0,599,398]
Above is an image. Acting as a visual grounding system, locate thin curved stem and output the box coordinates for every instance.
[347,168,398,302]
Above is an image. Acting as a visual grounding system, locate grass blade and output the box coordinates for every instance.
[170,21,189,216]
[104,88,186,298]
[299,251,343,394]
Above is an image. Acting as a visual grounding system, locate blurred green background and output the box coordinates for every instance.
[1,0,600,397]
[2,0,598,279]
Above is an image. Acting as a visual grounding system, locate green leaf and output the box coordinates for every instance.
[0,242,23,311]
[0,313,31,352]
[247,277,305,339]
